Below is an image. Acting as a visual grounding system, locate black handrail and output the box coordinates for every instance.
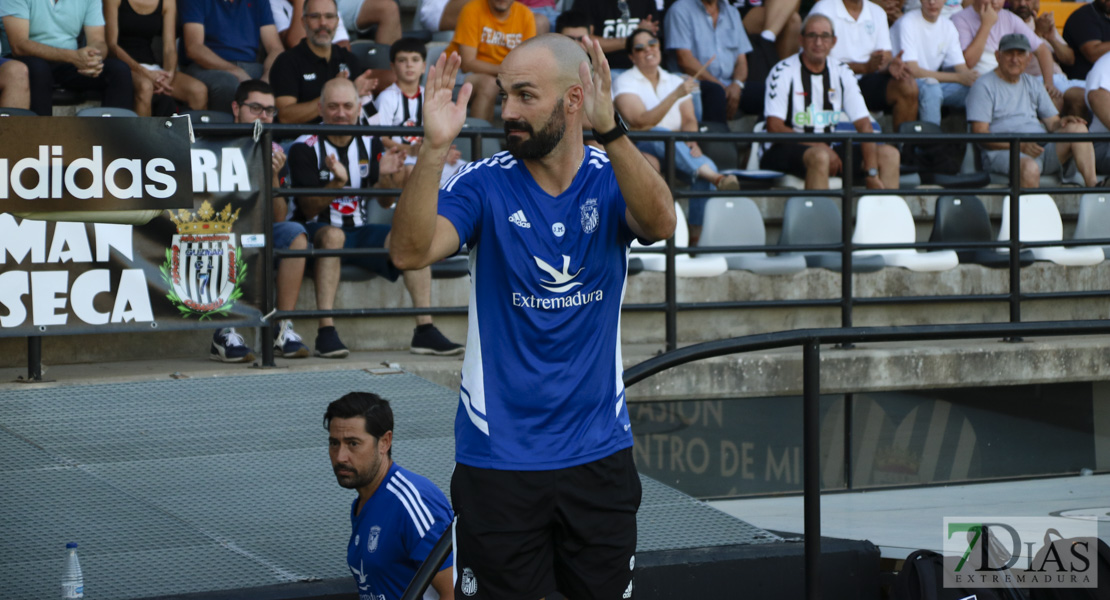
[398,318,1110,600]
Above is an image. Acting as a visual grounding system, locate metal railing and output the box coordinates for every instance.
[19,125,1110,377]
[241,124,1110,367]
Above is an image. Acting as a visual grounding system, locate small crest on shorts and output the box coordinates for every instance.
[461,567,478,596]
[629,554,635,570]
[368,525,381,553]
[581,198,599,234]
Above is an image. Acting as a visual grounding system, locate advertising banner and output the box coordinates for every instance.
[0,131,269,337]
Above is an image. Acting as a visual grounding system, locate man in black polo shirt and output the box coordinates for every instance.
[270,0,377,123]
[1062,0,1110,80]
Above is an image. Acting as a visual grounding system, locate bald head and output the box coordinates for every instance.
[322,77,358,104]
[505,33,590,91]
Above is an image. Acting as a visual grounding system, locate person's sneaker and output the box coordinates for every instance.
[314,326,350,358]
[274,320,309,358]
[410,324,464,356]
[210,328,255,363]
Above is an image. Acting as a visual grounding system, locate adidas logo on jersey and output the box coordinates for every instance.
[509,210,531,228]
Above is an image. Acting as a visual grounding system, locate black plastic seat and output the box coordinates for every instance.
[929,195,1034,268]
[778,197,885,272]
[183,109,233,124]
[0,107,36,116]
[898,121,988,188]
[697,121,739,172]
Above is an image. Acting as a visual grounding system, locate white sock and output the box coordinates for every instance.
[761,30,777,43]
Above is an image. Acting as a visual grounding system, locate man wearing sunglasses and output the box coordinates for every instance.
[761,13,902,190]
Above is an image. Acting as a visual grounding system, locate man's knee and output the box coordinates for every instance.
[879,144,900,164]
[1,59,29,86]
[290,233,309,250]
[468,73,498,98]
[888,77,918,101]
[317,226,345,248]
[803,147,829,170]
[1020,156,1041,178]
[1062,120,1089,134]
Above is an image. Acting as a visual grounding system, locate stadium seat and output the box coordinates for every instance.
[930,195,1034,268]
[697,197,807,274]
[777,196,885,272]
[999,194,1105,265]
[76,107,138,117]
[747,121,842,190]
[1072,193,1110,259]
[350,41,392,70]
[183,109,233,124]
[852,195,959,271]
[0,107,36,116]
[633,203,728,277]
[898,121,989,188]
[697,121,740,172]
[456,117,501,162]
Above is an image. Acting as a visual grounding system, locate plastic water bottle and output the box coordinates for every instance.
[61,542,84,598]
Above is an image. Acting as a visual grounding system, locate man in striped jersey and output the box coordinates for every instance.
[326,392,455,600]
[760,13,901,190]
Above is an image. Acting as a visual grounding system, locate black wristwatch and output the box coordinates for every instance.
[592,112,628,145]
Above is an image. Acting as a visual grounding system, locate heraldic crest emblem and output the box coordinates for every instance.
[160,200,246,319]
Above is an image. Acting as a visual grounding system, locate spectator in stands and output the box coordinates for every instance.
[271,0,377,123]
[730,0,802,60]
[0,58,31,110]
[811,0,919,130]
[880,0,902,27]
[571,0,659,81]
[665,0,753,123]
[615,28,740,238]
[891,0,977,126]
[209,80,318,361]
[446,0,537,122]
[181,0,284,113]
[335,0,401,44]
[901,0,962,21]
[1009,0,1086,116]
[518,0,560,34]
[270,0,350,49]
[1085,53,1110,174]
[290,79,464,356]
[554,10,592,42]
[324,393,454,600]
[1062,0,1110,81]
[2,0,133,116]
[374,38,467,186]
[417,0,469,33]
[968,33,1097,189]
[952,0,1060,104]
[105,0,208,116]
[762,13,902,190]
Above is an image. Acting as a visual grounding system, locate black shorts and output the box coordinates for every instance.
[858,71,893,112]
[451,448,642,600]
[760,141,866,179]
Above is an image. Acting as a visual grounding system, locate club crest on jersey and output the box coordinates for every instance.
[580,198,599,234]
[367,526,380,553]
[359,159,370,178]
[161,200,246,319]
[461,567,478,596]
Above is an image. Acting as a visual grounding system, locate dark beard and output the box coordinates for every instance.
[504,99,566,160]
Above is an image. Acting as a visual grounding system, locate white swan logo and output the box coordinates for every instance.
[534,255,583,293]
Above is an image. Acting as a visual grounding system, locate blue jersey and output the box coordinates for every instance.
[438,147,637,471]
[347,463,453,600]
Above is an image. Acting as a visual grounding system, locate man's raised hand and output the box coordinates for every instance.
[422,52,471,151]
[579,36,615,133]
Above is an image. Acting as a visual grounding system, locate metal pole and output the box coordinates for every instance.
[664,138,677,352]
[261,129,276,367]
[839,136,855,348]
[27,336,42,381]
[1007,138,1022,327]
[803,339,822,600]
[842,393,853,490]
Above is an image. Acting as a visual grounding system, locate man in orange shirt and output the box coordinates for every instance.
[447,0,536,121]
